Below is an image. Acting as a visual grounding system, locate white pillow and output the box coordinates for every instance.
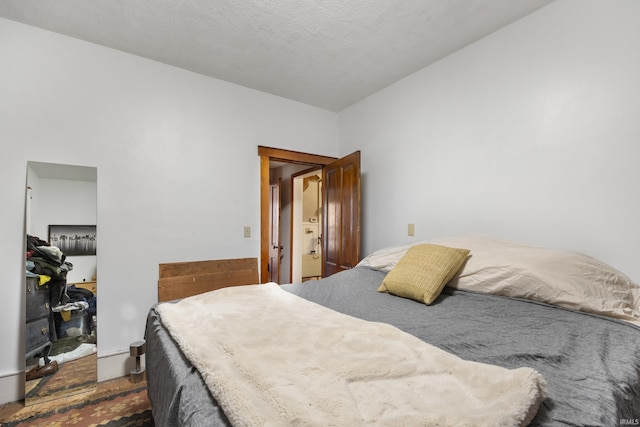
[439,236,640,326]
[358,235,640,326]
[356,240,428,272]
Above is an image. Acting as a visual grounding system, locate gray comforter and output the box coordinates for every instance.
[145,267,640,426]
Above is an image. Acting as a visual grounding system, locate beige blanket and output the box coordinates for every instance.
[157,283,546,427]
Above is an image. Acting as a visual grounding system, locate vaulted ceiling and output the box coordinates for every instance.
[0,0,553,111]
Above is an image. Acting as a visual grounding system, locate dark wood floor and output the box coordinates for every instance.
[0,375,148,424]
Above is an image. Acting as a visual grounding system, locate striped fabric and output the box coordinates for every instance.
[378,244,469,304]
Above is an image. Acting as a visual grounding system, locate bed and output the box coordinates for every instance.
[145,236,640,426]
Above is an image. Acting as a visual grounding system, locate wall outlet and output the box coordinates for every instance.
[408,223,415,236]
[243,226,251,238]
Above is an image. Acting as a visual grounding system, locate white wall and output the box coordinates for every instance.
[339,0,640,283]
[0,17,338,403]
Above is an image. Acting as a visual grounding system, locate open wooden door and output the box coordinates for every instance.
[322,151,361,277]
[268,180,281,283]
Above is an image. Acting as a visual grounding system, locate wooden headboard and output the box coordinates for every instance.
[158,257,259,303]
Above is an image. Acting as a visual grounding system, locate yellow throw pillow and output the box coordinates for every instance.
[378,244,470,305]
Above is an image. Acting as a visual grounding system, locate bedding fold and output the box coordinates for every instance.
[157,283,546,426]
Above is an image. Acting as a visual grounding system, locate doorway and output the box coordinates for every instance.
[291,168,323,283]
[259,147,336,283]
[258,146,361,284]
[267,163,312,283]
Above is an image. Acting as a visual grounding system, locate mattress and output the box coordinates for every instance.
[145,266,640,426]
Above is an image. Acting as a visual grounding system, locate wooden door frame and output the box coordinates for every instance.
[258,146,337,283]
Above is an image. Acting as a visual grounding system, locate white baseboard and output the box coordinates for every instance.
[97,350,140,382]
[0,370,23,405]
[0,351,141,405]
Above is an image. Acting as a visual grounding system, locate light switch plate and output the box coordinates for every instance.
[244,226,251,238]
[408,223,415,236]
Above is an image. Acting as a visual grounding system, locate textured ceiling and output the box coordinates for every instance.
[0,0,553,111]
